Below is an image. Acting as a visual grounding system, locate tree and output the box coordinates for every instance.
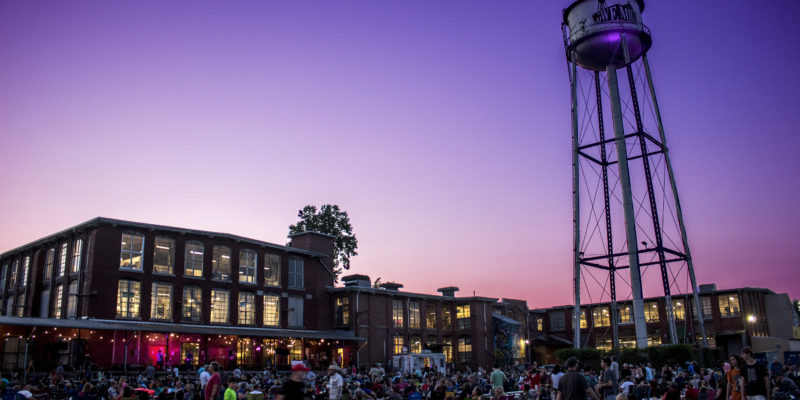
[288,204,358,280]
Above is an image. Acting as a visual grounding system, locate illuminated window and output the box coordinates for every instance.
[595,337,613,352]
[264,295,280,326]
[457,337,472,363]
[426,304,436,330]
[184,241,204,278]
[410,335,422,353]
[151,282,172,320]
[9,260,18,288]
[579,309,588,329]
[536,318,543,331]
[335,297,350,326]
[116,280,141,318]
[236,338,254,367]
[550,311,565,331]
[593,307,610,327]
[239,250,257,284]
[212,246,231,281]
[153,237,175,275]
[264,254,280,286]
[21,256,30,287]
[67,280,78,318]
[442,306,452,329]
[210,289,229,323]
[120,233,144,270]
[16,294,25,317]
[288,339,303,362]
[644,302,659,322]
[59,243,68,276]
[43,249,54,281]
[647,330,662,346]
[393,335,405,354]
[672,301,685,320]
[288,257,303,288]
[456,305,471,330]
[53,284,63,318]
[619,305,632,324]
[719,295,741,317]
[70,239,83,273]
[409,301,421,329]
[238,292,255,325]
[619,334,637,349]
[393,300,404,327]
[443,337,453,362]
[182,286,202,322]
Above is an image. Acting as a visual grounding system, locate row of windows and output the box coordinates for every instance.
[390,335,469,363]
[0,240,84,293]
[121,233,303,288]
[115,279,296,326]
[549,295,742,331]
[388,300,467,330]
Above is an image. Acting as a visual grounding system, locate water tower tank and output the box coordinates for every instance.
[563,0,651,71]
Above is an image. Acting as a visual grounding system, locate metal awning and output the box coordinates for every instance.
[492,313,522,326]
[0,316,365,341]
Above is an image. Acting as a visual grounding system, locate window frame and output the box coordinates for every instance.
[70,239,83,274]
[44,248,55,281]
[264,254,281,287]
[153,237,175,275]
[116,279,141,319]
[426,304,437,330]
[59,243,68,276]
[719,294,741,318]
[456,304,471,330]
[288,257,304,289]
[263,294,280,327]
[151,282,173,321]
[210,289,230,324]
[66,280,78,318]
[53,284,64,318]
[409,301,421,329]
[238,291,256,326]
[212,246,232,281]
[392,299,404,328]
[182,286,203,323]
[184,241,205,278]
[238,249,257,285]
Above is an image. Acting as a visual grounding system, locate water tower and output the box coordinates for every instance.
[563,0,708,350]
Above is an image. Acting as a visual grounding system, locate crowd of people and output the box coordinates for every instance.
[2,346,800,400]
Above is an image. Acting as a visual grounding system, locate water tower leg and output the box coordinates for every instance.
[606,64,648,349]
[570,57,582,350]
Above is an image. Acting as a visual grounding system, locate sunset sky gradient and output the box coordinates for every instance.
[1,0,798,307]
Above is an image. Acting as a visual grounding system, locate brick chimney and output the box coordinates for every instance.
[289,231,336,268]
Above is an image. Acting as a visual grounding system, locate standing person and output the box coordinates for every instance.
[491,365,507,390]
[597,358,619,400]
[158,350,165,370]
[205,363,222,400]
[224,378,238,400]
[280,364,310,400]
[552,365,565,400]
[557,358,599,400]
[769,358,783,380]
[200,366,211,391]
[728,356,742,400]
[328,365,344,400]
[740,347,769,400]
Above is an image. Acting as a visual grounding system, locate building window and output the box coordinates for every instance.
[593,307,610,327]
[409,301,421,329]
[335,297,350,326]
[536,318,543,331]
[550,311,565,331]
[619,305,632,324]
[239,250,257,284]
[53,284,64,318]
[21,256,30,287]
[596,337,613,352]
[457,337,472,363]
[184,241,204,278]
[288,339,303,362]
[264,295,280,326]
[39,289,50,318]
[116,280,141,318]
[182,286,202,322]
[672,300,686,320]
[392,300,404,328]
[151,283,172,320]
[288,258,303,288]
[6,297,14,316]
[410,336,422,353]
[456,305,471,330]
[288,294,304,328]
[443,337,453,362]
[44,248,55,281]
[59,243,68,276]
[67,281,78,318]
[647,330,662,346]
[644,302,659,322]
[698,297,713,319]
[153,237,175,275]
[426,304,436,330]
[719,295,741,317]
[210,289,230,324]
[70,239,83,273]
[238,292,255,325]
[9,260,18,289]
[16,294,25,317]
[579,309,588,329]
[120,233,144,270]
[212,246,231,281]
[442,306,452,329]
[264,254,280,287]
[393,335,405,354]
[0,264,7,292]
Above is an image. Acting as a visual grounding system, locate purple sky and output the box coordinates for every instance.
[1,1,799,308]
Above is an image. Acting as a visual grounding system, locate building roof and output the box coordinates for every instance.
[0,316,365,341]
[492,313,522,326]
[328,286,498,303]
[0,217,328,259]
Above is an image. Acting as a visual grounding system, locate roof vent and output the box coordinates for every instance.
[437,286,459,297]
[699,284,717,294]
[341,274,371,288]
[380,282,404,291]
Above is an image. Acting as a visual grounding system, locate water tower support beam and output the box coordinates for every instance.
[606,64,648,349]
[570,56,583,350]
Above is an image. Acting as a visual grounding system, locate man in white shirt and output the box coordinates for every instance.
[328,365,344,400]
[200,365,211,389]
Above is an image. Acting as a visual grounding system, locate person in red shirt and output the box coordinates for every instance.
[205,362,222,400]
[685,383,699,400]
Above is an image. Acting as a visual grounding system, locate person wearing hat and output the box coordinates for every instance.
[328,365,344,400]
[279,364,310,400]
